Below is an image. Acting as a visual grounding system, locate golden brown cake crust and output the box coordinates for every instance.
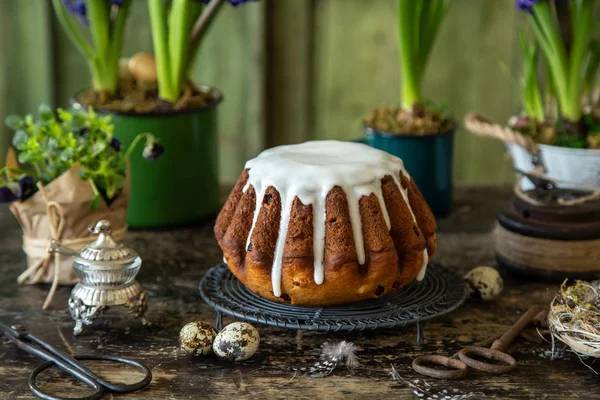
[215,169,437,306]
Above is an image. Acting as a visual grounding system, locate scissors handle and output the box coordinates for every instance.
[412,354,468,379]
[29,360,104,400]
[29,354,152,400]
[458,346,517,374]
[411,333,502,380]
[75,354,153,393]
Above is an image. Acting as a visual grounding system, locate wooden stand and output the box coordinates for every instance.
[496,188,600,281]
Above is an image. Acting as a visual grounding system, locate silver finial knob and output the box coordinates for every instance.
[89,220,112,235]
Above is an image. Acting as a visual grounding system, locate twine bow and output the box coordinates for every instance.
[18,188,67,310]
[17,182,72,309]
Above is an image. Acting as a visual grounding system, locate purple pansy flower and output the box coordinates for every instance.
[110,137,121,152]
[0,183,20,203]
[142,142,165,161]
[18,176,36,200]
[0,176,37,203]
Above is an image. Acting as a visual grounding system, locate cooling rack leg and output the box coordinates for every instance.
[416,322,424,345]
[215,310,223,331]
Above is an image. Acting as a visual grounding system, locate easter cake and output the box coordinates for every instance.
[214,140,437,306]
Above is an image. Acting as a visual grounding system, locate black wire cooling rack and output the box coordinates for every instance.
[199,263,467,344]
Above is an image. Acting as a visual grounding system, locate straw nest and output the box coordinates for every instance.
[548,280,600,358]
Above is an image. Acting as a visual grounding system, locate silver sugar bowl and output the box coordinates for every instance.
[48,220,148,335]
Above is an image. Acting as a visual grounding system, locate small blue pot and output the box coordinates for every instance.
[362,127,455,215]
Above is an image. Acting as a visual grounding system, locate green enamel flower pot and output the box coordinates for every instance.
[74,86,222,228]
[363,127,455,215]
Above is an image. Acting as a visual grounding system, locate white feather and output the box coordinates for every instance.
[321,341,359,368]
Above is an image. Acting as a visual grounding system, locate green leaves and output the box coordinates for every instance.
[4,104,163,206]
[397,0,451,108]
[12,130,28,149]
[151,0,222,102]
[51,0,133,93]
[4,105,129,205]
[60,148,76,162]
[526,0,596,122]
[89,179,102,211]
[554,134,587,149]
[5,115,24,130]
[38,104,54,122]
[583,40,600,102]
[518,32,544,122]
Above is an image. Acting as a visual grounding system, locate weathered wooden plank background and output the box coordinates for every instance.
[0,0,522,184]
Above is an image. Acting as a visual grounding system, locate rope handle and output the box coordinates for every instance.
[463,113,538,155]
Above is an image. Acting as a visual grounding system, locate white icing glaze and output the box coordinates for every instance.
[417,249,429,281]
[242,140,427,297]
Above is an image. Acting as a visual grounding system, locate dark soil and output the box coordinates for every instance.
[77,78,217,114]
[510,114,600,149]
[363,103,454,135]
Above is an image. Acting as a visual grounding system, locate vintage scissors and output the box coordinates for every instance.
[0,323,152,400]
[412,307,546,379]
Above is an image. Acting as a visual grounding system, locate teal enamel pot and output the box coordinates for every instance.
[364,127,455,215]
[73,86,222,228]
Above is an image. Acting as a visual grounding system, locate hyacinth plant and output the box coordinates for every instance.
[514,0,600,148]
[148,0,256,103]
[0,105,164,207]
[364,0,453,135]
[53,0,131,94]
[54,0,257,109]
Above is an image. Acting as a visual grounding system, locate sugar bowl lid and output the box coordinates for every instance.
[77,220,138,264]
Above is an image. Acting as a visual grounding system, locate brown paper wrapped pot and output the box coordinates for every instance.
[10,164,129,286]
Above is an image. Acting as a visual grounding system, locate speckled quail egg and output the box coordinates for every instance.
[213,322,260,361]
[464,266,504,301]
[179,322,218,356]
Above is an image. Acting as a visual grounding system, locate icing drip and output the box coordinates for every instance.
[417,249,429,281]
[245,185,266,252]
[271,194,294,297]
[344,188,365,265]
[242,140,427,297]
[312,194,326,285]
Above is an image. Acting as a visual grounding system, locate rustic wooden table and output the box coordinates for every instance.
[1,185,599,400]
